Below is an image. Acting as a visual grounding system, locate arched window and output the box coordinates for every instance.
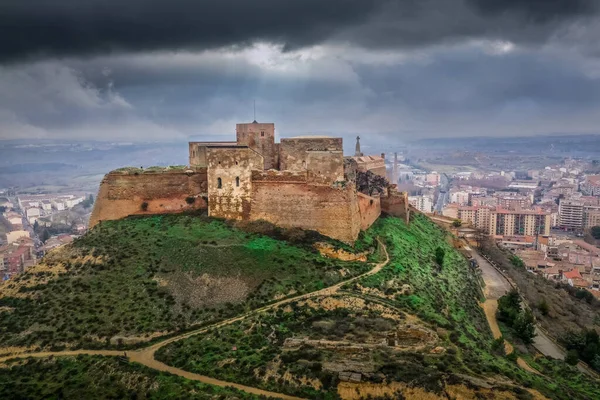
[217,178,222,189]
[236,177,240,187]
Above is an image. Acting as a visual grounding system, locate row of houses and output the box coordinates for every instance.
[515,239,600,293]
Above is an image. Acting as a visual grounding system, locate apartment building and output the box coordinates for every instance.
[584,205,600,229]
[581,175,600,196]
[489,208,551,236]
[558,199,584,230]
[408,195,434,213]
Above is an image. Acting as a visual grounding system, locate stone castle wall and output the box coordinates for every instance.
[279,138,344,184]
[381,188,410,224]
[249,171,361,243]
[89,168,208,227]
[357,192,381,231]
[236,122,277,170]
[207,147,263,220]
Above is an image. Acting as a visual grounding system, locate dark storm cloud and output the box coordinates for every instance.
[467,0,595,22]
[0,0,385,62]
[1,0,598,62]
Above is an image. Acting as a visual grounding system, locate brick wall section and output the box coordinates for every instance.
[236,123,277,170]
[357,192,381,231]
[280,138,342,169]
[381,189,410,224]
[249,178,361,243]
[189,142,237,167]
[207,147,263,220]
[353,155,387,178]
[89,169,208,227]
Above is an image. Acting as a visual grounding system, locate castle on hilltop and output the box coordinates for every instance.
[90,121,408,243]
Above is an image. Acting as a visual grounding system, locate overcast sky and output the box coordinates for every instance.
[1,0,600,142]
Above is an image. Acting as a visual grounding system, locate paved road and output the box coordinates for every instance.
[434,174,449,213]
[470,250,510,300]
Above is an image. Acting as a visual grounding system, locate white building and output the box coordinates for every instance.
[409,195,434,213]
[41,200,52,212]
[450,191,471,206]
[25,207,40,219]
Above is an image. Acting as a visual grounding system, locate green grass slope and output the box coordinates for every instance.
[0,355,266,399]
[0,213,369,350]
[156,214,600,400]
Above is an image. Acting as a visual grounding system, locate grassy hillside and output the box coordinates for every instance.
[0,355,266,399]
[0,213,369,349]
[156,214,600,400]
[480,238,600,341]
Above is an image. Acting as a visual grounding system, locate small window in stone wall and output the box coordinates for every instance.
[217,178,222,189]
[261,131,265,137]
[236,177,240,187]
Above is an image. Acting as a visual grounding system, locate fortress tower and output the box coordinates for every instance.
[236,122,277,170]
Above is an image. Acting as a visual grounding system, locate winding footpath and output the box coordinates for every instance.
[0,239,390,400]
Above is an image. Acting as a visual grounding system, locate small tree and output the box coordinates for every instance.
[513,310,536,344]
[141,202,149,211]
[41,229,51,243]
[591,226,600,240]
[452,219,462,228]
[537,298,549,316]
[497,289,521,324]
[435,247,445,266]
[356,171,388,196]
[566,350,580,365]
[509,255,525,268]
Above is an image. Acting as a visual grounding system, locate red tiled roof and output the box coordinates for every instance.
[564,269,582,280]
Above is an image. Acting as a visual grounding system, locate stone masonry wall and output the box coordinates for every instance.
[381,188,410,224]
[207,147,263,220]
[236,123,277,170]
[280,138,342,170]
[357,192,381,231]
[89,169,208,227]
[249,175,361,243]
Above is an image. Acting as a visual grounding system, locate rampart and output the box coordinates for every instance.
[249,171,361,243]
[381,188,410,224]
[89,168,208,227]
[357,193,381,231]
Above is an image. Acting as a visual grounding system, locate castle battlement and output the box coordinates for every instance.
[90,122,406,243]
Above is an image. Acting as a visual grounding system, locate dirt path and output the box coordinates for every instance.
[481,300,514,355]
[0,239,390,400]
[473,247,547,376]
[0,349,123,364]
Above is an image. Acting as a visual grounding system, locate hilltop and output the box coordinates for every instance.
[1,212,599,399]
[0,212,369,350]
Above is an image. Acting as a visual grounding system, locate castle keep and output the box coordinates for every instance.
[91,121,407,243]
